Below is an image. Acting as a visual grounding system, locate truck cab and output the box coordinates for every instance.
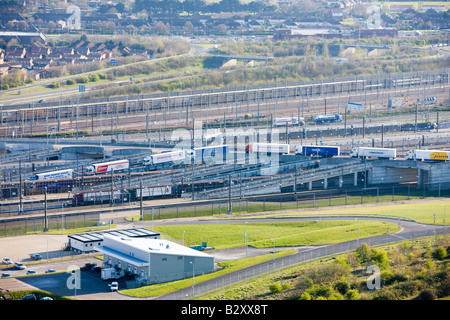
[405,150,415,160]
[85,166,94,175]
[350,148,358,158]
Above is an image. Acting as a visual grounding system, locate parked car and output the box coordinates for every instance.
[2,257,12,264]
[21,294,36,300]
[14,262,26,270]
[1,273,11,278]
[26,270,37,275]
[110,281,118,291]
[29,254,42,261]
[40,297,53,300]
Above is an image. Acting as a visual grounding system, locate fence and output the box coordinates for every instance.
[1,182,449,237]
[0,211,102,237]
[142,182,450,221]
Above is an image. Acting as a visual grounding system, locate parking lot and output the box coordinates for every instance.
[0,258,134,300]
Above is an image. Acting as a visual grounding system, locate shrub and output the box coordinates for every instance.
[76,76,89,83]
[418,289,437,300]
[269,283,282,293]
[345,289,359,300]
[89,74,100,82]
[66,79,76,85]
[47,82,61,89]
[433,247,448,261]
[334,279,350,295]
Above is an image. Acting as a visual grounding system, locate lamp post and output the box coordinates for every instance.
[443,204,446,234]
[245,222,248,259]
[271,238,275,264]
[189,261,194,297]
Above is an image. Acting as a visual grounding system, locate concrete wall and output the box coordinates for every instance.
[418,162,450,190]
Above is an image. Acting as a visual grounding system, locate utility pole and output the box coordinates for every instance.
[110,168,114,207]
[139,180,143,221]
[228,174,232,215]
[44,187,48,232]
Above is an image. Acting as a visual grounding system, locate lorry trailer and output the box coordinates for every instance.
[28,169,74,181]
[405,149,449,162]
[350,147,396,160]
[273,117,304,127]
[143,150,185,170]
[245,143,290,154]
[85,160,129,175]
[189,145,229,164]
[313,114,342,124]
[295,145,340,157]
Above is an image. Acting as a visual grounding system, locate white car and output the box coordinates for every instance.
[14,262,26,270]
[2,257,12,264]
[110,282,118,291]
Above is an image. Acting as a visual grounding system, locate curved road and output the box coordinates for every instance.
[138,214,448,300]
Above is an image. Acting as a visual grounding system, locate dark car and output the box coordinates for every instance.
[91,266,101,273]
[21,294,37,300]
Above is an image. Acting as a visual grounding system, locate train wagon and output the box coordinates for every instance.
[28,169,74,181]
[406,149,450,162]
[84,160,129,175]
[295,145,340,157]
[128,185,173,200]
[72,189,130,206]
[350,147,396,160]
[245,143,290,154]
[401,122,437,132]
[143,150,185,170]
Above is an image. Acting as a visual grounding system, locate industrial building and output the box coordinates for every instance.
[67,228,160,253]
[95,234,215,286]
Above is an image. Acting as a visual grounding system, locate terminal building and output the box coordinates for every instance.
[95,234,215,286]
[67,228,160,253]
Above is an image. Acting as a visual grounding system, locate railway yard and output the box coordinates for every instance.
[1,66,450,301]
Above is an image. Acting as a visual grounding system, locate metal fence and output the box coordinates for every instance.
[0,211,101,237]
[142,182,450,221]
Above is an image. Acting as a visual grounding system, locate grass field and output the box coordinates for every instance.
[154,220,399,250]
[271,199,450,225]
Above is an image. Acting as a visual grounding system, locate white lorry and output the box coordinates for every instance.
[245,143,290,154]
[29,169,74,181]
[143,150,185,169]
[405,149,450,162]
[350,147,396,160]
[85,160,129,175]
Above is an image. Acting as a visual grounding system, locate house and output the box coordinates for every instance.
[6,46,26,60]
